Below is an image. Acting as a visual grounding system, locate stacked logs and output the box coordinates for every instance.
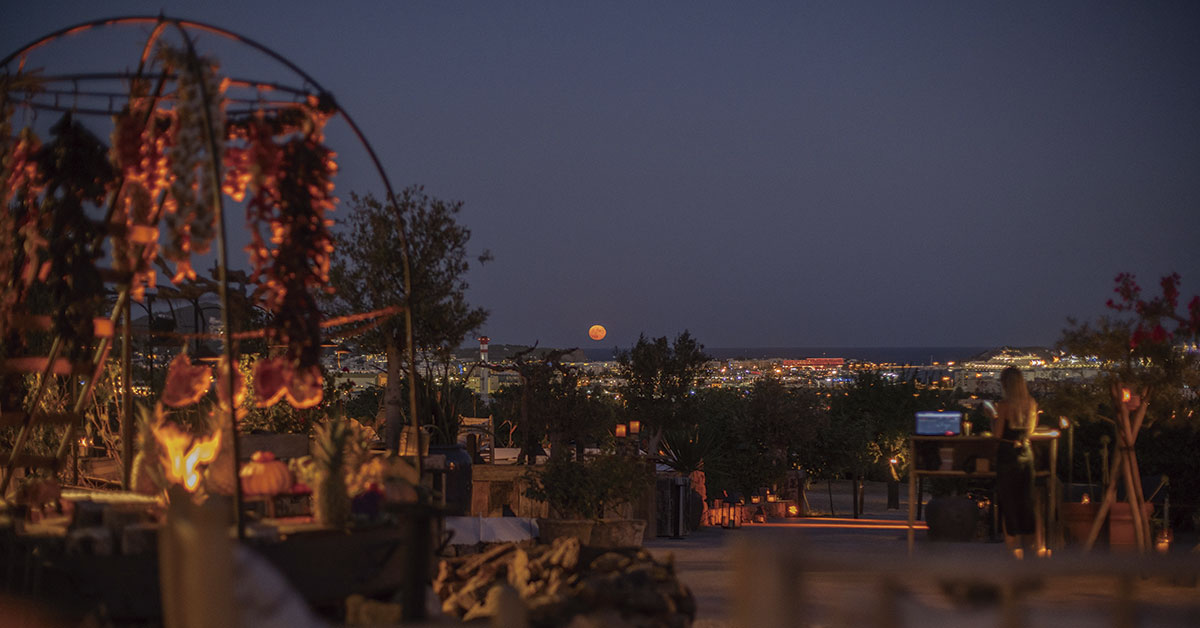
[434,537,696,627]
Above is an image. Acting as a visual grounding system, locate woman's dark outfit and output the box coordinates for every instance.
[996,426,1036,536]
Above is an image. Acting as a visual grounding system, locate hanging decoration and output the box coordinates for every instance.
[1,17,424,526]
[231,94,338,377]
[157,43,226,284]
[108,75,172,301]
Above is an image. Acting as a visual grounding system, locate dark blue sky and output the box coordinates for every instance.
[5,2,1198,350]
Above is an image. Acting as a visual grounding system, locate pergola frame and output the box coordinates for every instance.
[1,15,423,538]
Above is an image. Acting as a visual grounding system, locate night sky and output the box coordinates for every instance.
[5,2,1198,351]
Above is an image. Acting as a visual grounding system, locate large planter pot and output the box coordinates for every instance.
[1108,502,1154,551]
[1061,502,1102,544]
[589,519,647,549]
[924,496,978,542]
[425,444,473,516]
[536,518,594,545]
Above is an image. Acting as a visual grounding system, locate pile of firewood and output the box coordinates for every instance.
[434,537,695,627]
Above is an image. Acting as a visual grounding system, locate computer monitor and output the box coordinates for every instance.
[915,411,963,436]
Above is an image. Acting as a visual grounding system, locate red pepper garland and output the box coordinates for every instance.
[109,77,175,302]
[3,46,338,409]
[157,43,226,285]
[230,95,338,408]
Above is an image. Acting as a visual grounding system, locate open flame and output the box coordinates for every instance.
[153,421,222,492]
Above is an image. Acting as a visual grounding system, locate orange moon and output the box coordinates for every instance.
[588,324,607,341]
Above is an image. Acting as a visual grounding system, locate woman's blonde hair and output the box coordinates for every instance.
[1000,366,1033,409]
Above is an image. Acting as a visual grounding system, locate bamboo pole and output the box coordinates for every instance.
[1083,445,1125,551]
[175,21,245,540]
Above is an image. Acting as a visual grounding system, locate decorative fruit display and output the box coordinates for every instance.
[240,450,292,496]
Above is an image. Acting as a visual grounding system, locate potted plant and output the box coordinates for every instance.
[525,452,649,548]
[1061,494,1102,544]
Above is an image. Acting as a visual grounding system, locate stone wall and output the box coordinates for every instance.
[470,464,549,518]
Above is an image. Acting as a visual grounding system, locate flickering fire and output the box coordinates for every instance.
[153,422,222,492]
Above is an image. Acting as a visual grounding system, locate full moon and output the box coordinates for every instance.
[588,324,607,341]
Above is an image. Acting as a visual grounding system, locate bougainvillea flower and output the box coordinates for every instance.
[161,353,212,408]
[252,356,290,408]
[286,364,324,409]
[214,355,246,410]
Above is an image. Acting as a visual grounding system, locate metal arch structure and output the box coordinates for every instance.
[2,16,424,531]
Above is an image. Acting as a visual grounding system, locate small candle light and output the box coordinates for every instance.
[1156,530,1171,554]
[629,420,641,435]
[615,424,627,438]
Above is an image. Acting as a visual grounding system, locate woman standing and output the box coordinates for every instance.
[987,366,1039,558]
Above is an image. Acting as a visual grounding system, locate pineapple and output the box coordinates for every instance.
[312,418,350,527]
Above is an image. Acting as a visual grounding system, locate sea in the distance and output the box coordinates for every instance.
[582,346,993,366]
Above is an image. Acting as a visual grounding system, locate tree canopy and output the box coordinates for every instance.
[327,188,488,448]
[617,331,708,450]
[1059,273,1199,425]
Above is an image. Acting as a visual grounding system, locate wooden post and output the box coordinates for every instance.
[1083,447,1124,551]
[159,486,236,628]
[121,294,134,489]
[907,438,917,554]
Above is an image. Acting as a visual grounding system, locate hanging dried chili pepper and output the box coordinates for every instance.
[158,43,226,284]
[109,77,175,301]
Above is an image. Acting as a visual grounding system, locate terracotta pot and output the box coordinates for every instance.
[536,518,594,545]
[1061,502,1103,544]
[589,519,647,548]
[1108,502,1154,550]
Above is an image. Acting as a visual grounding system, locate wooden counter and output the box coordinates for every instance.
[906,432,1058,553]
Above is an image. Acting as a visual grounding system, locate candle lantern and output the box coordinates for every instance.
[629,420,641,435]
[615,424,627,438]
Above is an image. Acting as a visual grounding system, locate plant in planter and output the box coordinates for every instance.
[524,452,650,547]
[1060,273,1200,552]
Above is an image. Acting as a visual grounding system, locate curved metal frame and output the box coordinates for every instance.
[3,16,423,533]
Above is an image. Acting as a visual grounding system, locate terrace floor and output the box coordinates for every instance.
[644,480,1200,628]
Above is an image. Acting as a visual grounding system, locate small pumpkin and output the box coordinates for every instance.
[240,451,292,496]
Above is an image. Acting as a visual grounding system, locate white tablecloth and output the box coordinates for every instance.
[443,516,538,545]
